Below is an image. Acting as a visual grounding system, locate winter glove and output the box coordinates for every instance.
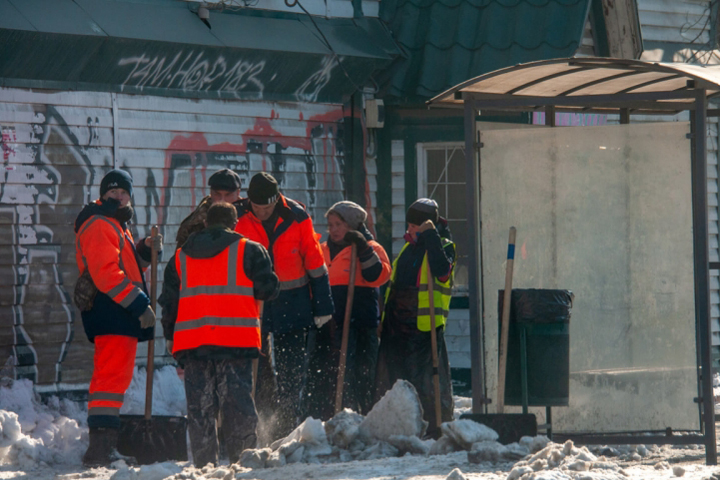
[165,339,173,356]
[145,233,163,253]
[344,230,369,251]
[139,306,156,329]
[314,315,332,328]
[416,220,435,234]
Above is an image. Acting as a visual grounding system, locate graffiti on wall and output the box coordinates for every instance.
[0,105,111,384]
[0,93,346,385]
[117,51,339,103]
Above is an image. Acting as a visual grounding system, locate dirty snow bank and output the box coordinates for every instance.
[237,380,550,469]
[0,377,86,468]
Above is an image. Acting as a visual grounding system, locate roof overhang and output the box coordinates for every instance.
[428,57,720,114]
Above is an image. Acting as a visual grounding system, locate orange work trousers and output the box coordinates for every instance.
[87,335,138,429]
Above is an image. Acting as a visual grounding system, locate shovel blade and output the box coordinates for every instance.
[460,413,537,444]
[118,415,188,465]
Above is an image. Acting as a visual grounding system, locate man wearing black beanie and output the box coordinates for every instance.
[173,168,243,248]
[74,169,163,466]
[234,172,334,441]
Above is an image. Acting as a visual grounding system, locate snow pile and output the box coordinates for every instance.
[120,365,186,416]
[504,440,629,480]
[0,378,86,468]
[236,379,551,470]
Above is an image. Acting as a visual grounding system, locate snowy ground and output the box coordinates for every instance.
[2,368,720,480]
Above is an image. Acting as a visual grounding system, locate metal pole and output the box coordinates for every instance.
[691,88,717,465]
[464,99,485,414]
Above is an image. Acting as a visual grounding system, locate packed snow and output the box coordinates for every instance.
[2,369,720,480]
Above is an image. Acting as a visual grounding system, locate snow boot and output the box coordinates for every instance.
[83,427,119,468]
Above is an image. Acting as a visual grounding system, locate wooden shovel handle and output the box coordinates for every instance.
[497,226,516,414]
[144,225,159,420]
[427,262,442,432]
[335,244,358,414]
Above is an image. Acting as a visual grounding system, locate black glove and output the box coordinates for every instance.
[344,230,369,251]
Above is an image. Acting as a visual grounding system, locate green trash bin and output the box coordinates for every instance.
[498,289,572,408]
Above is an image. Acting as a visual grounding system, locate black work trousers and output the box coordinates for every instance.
[184,357,257,467]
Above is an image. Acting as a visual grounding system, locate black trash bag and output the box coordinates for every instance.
[498,289,573,324]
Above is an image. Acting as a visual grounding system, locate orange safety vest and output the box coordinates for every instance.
[173,238,260,353]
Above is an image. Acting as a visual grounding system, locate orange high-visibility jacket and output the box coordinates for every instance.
[75,203,148,312]
[322,240,391,288]
[173,237,260,353]
[235,195,327,290]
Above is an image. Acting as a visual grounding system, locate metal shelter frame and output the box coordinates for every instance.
[429,57,720,464]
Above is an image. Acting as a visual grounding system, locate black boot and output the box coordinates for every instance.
[83,427,119,468]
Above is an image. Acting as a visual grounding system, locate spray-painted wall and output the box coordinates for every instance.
[0,87,349,387]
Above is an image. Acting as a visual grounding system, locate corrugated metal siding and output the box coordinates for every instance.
[638,0,712,44]
[0,87,346,386]
[575,16,597,57]
[390,140,405,256]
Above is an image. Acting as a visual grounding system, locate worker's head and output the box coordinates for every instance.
[406,198,439,236]
[248,172,280,221]
[326,201,367,243]
[206,202,238,230]
[208,169,242,204]
[100,169,133,207]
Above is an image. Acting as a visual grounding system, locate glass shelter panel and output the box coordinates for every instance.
[480,122,699,432]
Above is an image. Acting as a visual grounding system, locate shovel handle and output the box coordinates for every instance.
[251,301,264,399]
[144,225,159,420]
[427,262,442,432]
[497,227,516,414]
[335,244,358,414]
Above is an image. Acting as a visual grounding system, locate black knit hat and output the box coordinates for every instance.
[247,172,280,205]
[406,198,439,225]
[100,169,133,197]
[208,168,241,191]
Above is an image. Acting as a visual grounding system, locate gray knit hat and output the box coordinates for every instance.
[326,201,367,229]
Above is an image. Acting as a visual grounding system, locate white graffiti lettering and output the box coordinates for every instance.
[118,52,266,97]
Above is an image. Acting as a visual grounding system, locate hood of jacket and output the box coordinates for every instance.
[74,198,123,233]
[182,224,242,259]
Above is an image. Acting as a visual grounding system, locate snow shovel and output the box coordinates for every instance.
[426,262,443,433]
[335,244,358,414]
[117,225,188,465]
[461,226,537,444]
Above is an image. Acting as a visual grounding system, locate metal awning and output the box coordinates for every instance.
[429,57,720,114]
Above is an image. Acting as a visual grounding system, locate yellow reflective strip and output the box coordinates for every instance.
[280,276,309,290]
[118,287,142,308]
[180,285,254,298]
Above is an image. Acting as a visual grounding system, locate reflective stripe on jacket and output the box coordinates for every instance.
[173,237,260,353]
[386,239,455,331]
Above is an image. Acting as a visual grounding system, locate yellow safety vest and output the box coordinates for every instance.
[385,238,455,332]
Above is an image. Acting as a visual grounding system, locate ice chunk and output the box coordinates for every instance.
[445,467,467,480]
[387,435,430,456]
[440,419,498,450]
[325,409,363,448]
[359,380,427,442]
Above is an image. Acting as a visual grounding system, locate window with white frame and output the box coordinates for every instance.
[417,143,468,295]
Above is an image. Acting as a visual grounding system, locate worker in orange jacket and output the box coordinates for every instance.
[73,169,162,467]
[234,172,334,439]
[305,201,391,420]
[161,202,279,466]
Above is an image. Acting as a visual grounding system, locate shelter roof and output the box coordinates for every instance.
[429,57,720,114]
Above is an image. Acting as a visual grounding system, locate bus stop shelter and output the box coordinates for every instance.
[429,57,720,464]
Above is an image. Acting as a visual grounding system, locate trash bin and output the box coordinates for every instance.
[498,289,572,407]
